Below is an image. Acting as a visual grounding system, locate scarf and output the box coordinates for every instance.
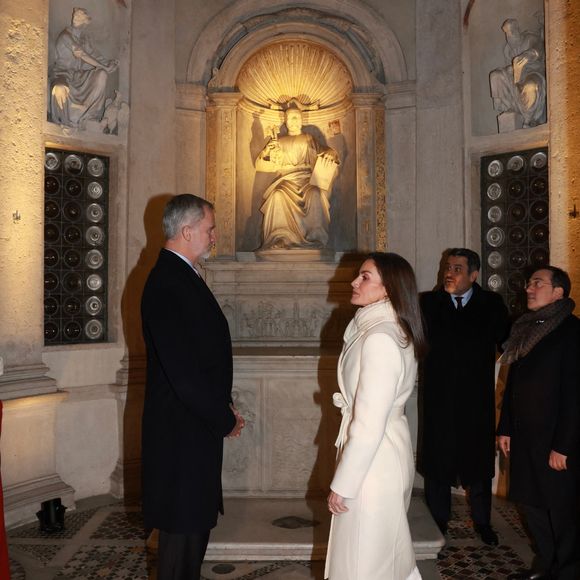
[502,297,575,364]
[342,299,400,347]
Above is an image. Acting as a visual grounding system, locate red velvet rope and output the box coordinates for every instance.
[0,401,11,579]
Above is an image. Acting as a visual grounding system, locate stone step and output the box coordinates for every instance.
[148,494,445,562]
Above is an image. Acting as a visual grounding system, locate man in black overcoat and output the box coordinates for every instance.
[498,266,580,580]
[419,248,509,545]
[141,194,244,579]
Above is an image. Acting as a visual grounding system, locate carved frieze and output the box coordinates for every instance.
[206,93,240,257]
[375,108,387,251]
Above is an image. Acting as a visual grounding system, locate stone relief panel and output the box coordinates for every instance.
[222,380,261,492]
[47,2,130,135]
[219,359,341,496]
[239,299,330,341]
[266,379,325,492]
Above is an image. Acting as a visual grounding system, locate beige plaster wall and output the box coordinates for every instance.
[122,0,177,358]
[415,0,465,290]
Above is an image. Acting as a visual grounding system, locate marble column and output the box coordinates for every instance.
[0,0,56,399]
[546,0,580,300]
[206,92,240,258]
[176,84,207,195]
[385,81,417,264]
[0,0,77,526]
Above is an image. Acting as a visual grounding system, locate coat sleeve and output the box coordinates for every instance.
[496,371,512,437]
[142,279,236,439]
[551,324,580,456]
[330,332,402,498]
[492,293,510,350]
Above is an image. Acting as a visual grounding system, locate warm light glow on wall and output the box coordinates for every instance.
[0,11,47,366]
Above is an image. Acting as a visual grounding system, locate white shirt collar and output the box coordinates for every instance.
[450,285,474,306]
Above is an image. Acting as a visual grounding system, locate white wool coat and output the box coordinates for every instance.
[325,300,421,580]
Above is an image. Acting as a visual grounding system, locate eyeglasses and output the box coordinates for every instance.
[524,279,554,290]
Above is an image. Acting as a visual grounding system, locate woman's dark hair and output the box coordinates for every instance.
[368,252,428,360]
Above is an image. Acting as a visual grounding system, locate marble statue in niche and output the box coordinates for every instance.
[49,7,120,130]
[489,18,546,132]
[255,102,340,250]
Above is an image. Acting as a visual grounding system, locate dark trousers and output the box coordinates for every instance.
[523,503,580,580]
[157,529,210,580]
[424,477,492,532]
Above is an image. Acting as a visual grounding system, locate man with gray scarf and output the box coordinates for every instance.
[498,266,580,580]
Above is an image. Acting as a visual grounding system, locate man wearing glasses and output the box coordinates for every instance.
[420,248,510,545]
[499,266,580,580]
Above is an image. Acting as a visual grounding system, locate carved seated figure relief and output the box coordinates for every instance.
[255,102,340,250]
[49,7,119,129]
[489,18,546,131]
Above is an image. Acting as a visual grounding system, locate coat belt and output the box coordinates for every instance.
[332,392,404,450]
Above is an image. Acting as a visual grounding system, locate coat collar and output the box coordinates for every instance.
[158,249,222,312]
[338,300,398,381]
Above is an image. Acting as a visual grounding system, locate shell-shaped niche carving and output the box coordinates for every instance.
[237,41,353,110]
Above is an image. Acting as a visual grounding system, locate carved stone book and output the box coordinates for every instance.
[310,156,339,191]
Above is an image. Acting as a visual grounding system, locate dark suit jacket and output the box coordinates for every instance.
[497,314,580,509]
[419,283,509,485]
[141,249,236,533]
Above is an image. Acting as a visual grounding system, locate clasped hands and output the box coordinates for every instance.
[497,435,567,471]
[227,404,245,438]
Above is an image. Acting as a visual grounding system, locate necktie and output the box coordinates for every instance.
[455,296,463,311]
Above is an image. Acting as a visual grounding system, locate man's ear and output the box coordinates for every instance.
[470,270,479,284]
[553,286,565,300]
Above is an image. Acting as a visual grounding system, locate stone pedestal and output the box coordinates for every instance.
[1,393,75,527]
[203,260,357,349]
[497,111,524,133]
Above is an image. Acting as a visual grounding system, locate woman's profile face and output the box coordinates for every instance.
[351,259,387,307]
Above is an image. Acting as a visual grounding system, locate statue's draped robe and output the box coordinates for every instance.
[50,27,109,127]
[259,133,331,249]
[490,31,546,127]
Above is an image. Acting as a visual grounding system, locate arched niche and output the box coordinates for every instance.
[186,3,407,86]
[194,7,403,258]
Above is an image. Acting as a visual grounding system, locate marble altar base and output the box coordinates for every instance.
[147,496,444,561]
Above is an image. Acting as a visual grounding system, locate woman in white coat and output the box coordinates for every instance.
[325,252,427,580]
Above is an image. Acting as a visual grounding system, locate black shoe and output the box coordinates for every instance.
[508,570,551,580]
[474,523,498,545]
[434,520,448,536]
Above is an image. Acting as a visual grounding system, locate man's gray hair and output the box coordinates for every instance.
[162,194,213,240]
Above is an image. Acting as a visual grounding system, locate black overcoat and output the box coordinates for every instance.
[497,314,580,509]
[141,249,236,533]
[419,283,509,485]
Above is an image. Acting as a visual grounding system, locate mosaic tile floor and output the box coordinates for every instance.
[8,494,535,579]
